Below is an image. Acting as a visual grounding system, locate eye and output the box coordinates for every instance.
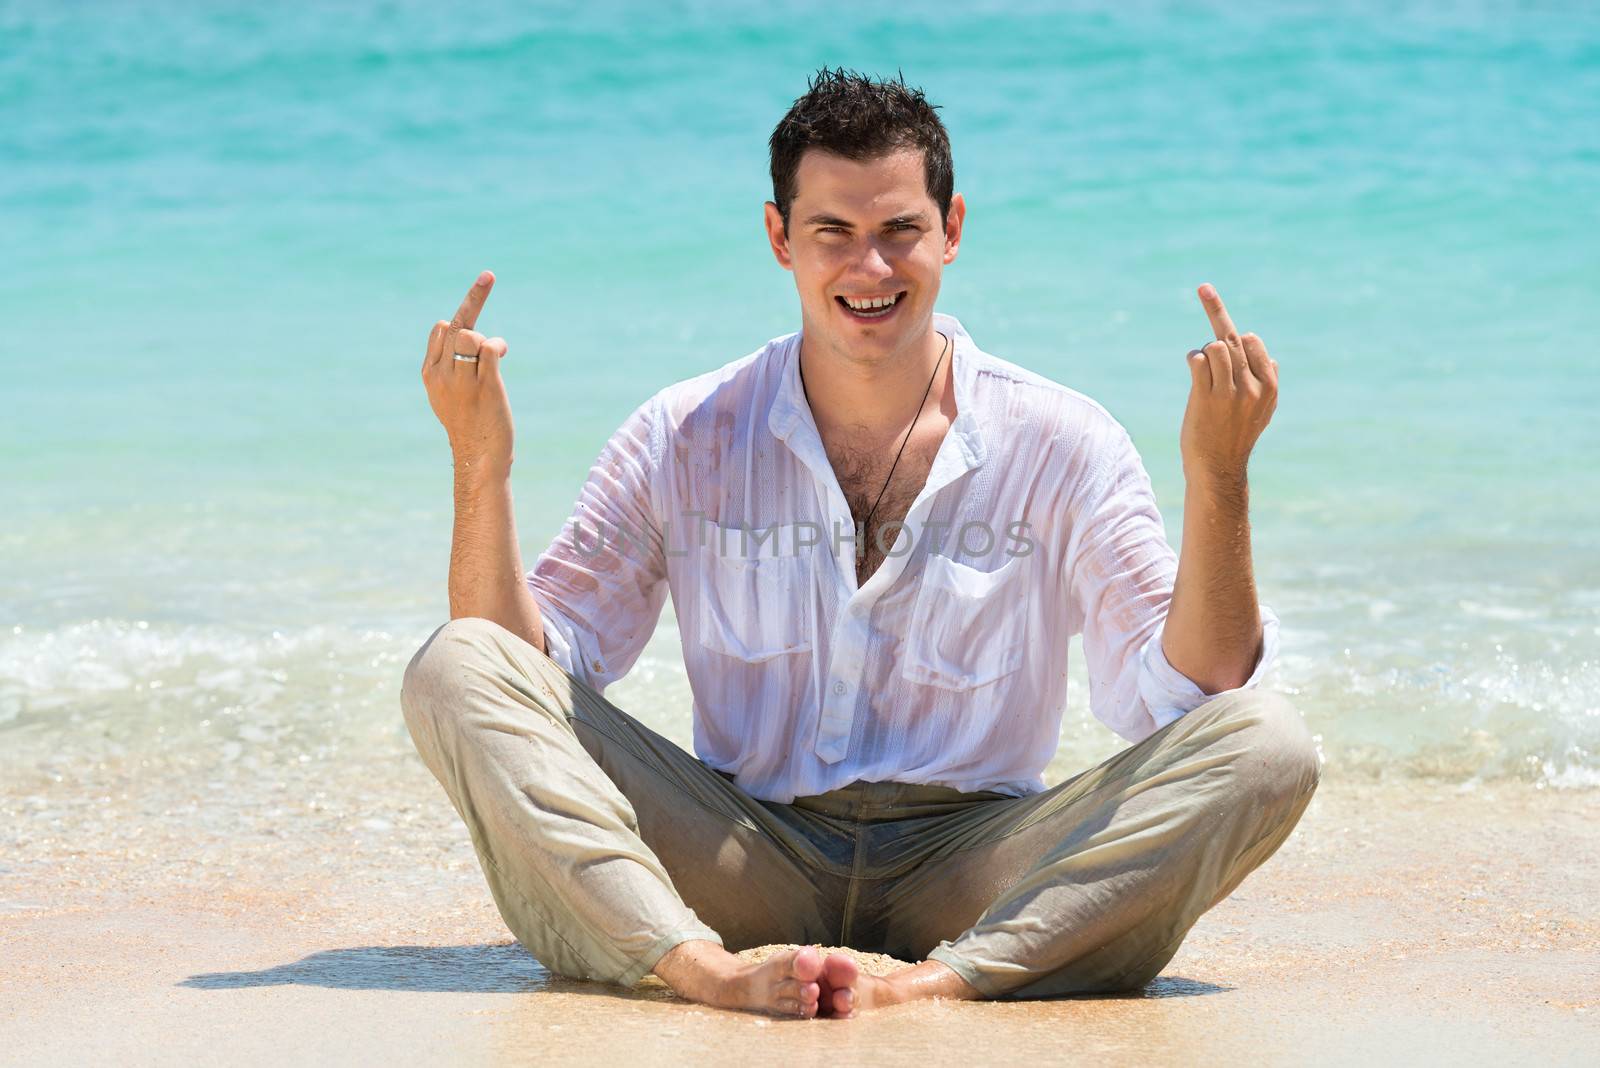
[819,226,848,235]
[890,223,917,231]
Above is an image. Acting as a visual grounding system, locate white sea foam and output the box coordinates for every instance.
[5,613,1593,789]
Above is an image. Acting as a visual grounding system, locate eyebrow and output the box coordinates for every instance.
[800,211,932,228]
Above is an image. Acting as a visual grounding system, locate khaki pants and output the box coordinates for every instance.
[400,617,1319,999]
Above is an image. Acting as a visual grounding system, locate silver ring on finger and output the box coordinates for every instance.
[453,352,480,363]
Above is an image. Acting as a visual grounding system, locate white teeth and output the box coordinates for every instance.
[844,293,900,310]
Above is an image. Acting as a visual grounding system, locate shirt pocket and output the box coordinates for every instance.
[696,523,814,663]
[901,552,1027,691]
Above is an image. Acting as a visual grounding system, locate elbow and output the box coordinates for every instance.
[1164,626,1263,696]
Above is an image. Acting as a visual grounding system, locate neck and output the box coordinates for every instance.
[798,317,951,439]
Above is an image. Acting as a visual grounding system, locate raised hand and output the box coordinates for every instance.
[1179,284,1279,485]
[421,270,515,476]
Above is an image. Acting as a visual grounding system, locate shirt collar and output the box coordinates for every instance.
[766,311,988,472]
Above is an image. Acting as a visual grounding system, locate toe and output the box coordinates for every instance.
[832,986,854,1017]
[792,945,824,983]
[823,951,859,989]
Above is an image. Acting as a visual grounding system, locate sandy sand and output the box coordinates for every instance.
[2,773,1596,1066]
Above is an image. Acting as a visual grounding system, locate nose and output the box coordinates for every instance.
[854,240,894,280]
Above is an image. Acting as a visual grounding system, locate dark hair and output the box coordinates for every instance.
[768,67,954,234]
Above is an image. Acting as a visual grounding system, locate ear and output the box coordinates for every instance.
[763,202,794,271]
[942,192,966,266]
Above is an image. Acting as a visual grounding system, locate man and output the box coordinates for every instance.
[401,68,1318,1019]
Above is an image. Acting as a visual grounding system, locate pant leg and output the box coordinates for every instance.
[881,689,1320,998]
[399,616,835,986]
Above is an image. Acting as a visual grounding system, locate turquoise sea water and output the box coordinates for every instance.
[3,1,1598,790]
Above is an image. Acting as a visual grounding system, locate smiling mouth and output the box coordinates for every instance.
[836,291,906,321]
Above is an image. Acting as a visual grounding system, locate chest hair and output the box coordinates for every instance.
[826,427,945,585]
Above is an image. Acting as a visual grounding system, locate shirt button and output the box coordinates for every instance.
[832,680,848,696]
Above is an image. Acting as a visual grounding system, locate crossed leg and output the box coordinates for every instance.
[849,688,1322,1007]
[399,616,859,1016]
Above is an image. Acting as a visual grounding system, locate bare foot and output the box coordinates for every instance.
[813,951,927,1016]
[729,944,827,1018]
[654,940,829,1018]
[654,941,982,1018]
[827,957,984,1015]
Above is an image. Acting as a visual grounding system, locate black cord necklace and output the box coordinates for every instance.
[801,330,950,536]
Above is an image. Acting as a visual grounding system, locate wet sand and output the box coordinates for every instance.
[2,774,1596,1065]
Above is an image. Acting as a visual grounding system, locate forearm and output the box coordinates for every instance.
[1162,472,1263,694]
[449,459,547,655]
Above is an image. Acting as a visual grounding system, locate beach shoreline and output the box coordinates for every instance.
[7,2,1600,1063]
[3,773,1595,1065]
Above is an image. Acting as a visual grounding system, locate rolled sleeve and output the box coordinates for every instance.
[1066,408,1284,745]
[523,392,670,694]
[1067,414,1185,743]
[1137,602,1281,729]
[525,583,583,680]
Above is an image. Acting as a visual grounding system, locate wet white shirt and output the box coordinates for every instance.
[526,312,1279,804]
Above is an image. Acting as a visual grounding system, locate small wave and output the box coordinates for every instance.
[3,617,1597,789]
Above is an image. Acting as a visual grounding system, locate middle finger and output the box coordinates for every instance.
[1198,283,1239,342]
[451,270,496,331]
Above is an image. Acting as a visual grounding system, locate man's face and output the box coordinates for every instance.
[764,147,964,363]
